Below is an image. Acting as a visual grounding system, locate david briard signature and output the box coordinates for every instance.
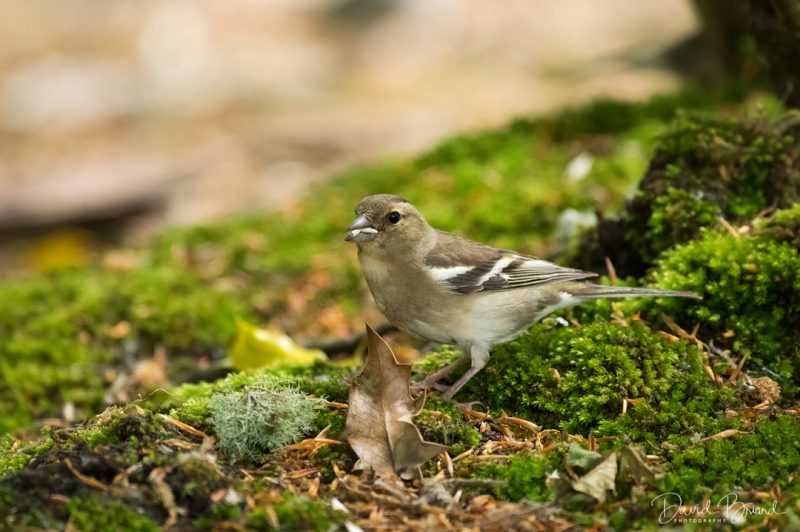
[651,492,785,524]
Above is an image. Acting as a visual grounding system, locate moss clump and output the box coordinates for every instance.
[416,397,481,455]
[756,202,800,250]
[467,320,737,440]
[0,434,54,478]
[468,451,563,502]
[636,187,723,265]
[210,375,325,460]
[637,230,800,391]
[66,493,160,532]
[573,109,800,276]
[166,456,225,516]
[158,364,350,435]
[1,407,172,479]
[244,493,345,531]
[661,414,800,499]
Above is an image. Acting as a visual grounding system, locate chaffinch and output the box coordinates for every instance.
[345,194,698,399]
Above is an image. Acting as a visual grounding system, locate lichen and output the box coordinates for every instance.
[159,364,350,436]
[210,377,325,460]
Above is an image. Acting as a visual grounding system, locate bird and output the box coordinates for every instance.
[345,194,699,400]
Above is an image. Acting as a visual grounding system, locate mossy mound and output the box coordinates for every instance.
[755,201,800,250]
[633,222,800,392]
[467,450,564,503]
[463,320,738,441]
[661,413,800,500]
[573,108,800,276]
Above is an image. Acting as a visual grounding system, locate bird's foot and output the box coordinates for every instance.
[411,354,470,395]
[411,378,449,393]
[453,400,485,411]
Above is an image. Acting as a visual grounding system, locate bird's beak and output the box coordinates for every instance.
[345,214,378,242]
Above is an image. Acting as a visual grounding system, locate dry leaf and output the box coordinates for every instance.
[566,441,603,471]
[618,444,664,485]
[571,452,617,503]
[549,445,618,504]
[341,323,447,479]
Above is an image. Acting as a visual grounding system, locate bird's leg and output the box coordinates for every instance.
[412,353,469,392]
[442,345,489,400]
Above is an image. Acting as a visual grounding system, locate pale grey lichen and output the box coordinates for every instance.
[209,375,324,460]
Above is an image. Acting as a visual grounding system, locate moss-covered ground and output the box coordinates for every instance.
[2,87,800,530]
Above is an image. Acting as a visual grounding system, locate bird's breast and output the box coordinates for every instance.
[358,254,456,344]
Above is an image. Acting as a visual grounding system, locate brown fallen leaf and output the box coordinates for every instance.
[618,444,664,485]
[340,323,447,479]
[571,452,617,503]
[548,444,618,504]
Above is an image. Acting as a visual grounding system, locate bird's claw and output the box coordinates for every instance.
[454,400,485,411]
[411,379,449,393]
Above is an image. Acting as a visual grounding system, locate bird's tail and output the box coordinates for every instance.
[569,284,701,300]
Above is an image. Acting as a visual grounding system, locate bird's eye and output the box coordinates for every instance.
[388,211,401,224]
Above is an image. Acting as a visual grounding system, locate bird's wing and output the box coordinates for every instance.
[425,231,597,294]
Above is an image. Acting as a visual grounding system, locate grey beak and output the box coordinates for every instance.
[345,214,378,242]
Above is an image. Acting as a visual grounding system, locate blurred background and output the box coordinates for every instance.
[0,0,709,274]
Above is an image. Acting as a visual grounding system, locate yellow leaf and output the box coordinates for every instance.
[230,317,325,370]
[25,228,96,271]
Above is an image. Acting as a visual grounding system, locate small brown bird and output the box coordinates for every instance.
[345,194,698,399]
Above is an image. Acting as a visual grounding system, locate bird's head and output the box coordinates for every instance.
[345,194,429,252]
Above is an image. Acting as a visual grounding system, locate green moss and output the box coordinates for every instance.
[572,107,800,276]
[634,187,722,267]
[756,202,800,250]
[242,493,344,531]
[412,346,462,376]
[167,456,225,516]
[66,493,160,532]
[539,87,747,141]
[661,414,800,499]
[416,397,481,455]
[468,450,563,502]
[637,230,800,391]
[467,320,737,441]
[0,265,247,436]
[0,433,54,477]
[0,88,749,438]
